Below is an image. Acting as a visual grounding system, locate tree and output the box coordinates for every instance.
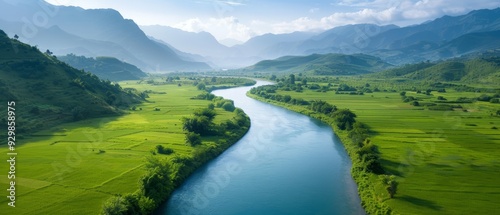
[496,110,500,116]
[182,116,212,135]
[289,74,295,84]
[197,83,206,90]
[211,77,217,82]
[222,101,235,112]
[138,196,155,214]
[301,78,307,85]
[101,196,127,215]
[140,156,173,204]
[270,75,277,81]
[194,108,216,120]
[45,49,53,55]
[13,34,19,40]
[207,103,215,110]
[185,132,202,146]
[332,109,356,130]
[380,175,398,198]
[399,91,406,97]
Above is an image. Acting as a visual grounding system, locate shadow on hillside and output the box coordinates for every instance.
[379,158,405,176]
[399,195,443,211]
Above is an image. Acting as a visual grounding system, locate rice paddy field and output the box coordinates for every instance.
[0,80,237,214]
[266,78,500,214]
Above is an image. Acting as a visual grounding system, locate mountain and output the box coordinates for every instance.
[0,0,210,72]
[140,26,317,68]
[433,30,500,58]
[0,29,143,134]
[243,53,392,75]
[0,20,150,69]
[372,57,500,84]
[297,24,399,54]
[233,31,316,59]
[370,30,500,64]
[140,25,231,58]
[58,54,148,81]
[366,8,500,51]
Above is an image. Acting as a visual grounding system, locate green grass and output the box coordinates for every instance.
[0,82,241,214]
[257,82,500,214]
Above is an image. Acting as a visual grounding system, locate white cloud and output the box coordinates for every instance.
[174,16,256,42]
[267,0,500,35]
[309,8,320,13]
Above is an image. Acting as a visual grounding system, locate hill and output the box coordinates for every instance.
[244,53,392,75]
[0,29,142,135]
[58,54,148,81]
[372,57,500,84]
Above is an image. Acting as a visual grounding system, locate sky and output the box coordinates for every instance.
[45,0,500,45]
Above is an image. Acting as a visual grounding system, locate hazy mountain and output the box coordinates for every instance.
[0,0,210,72]
[141,26,316,68]
[370,30,500,64]
[58,54,148,81]
[140,25,231,58]
[233,31,316,58]
[219,38,243,47]
[433,30,500,58]
[298,24,399,54]
[148,36,219,69]
[0,20,149,69]
[366,8,500,51]
[243,53,392,75]
[0,29,142,133]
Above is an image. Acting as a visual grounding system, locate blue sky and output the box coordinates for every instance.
[45,0,500,43]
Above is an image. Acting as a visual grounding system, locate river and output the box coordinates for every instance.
[158,80,364,215]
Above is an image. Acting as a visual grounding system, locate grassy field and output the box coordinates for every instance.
[0,80,239,214]
[253,78,500,214]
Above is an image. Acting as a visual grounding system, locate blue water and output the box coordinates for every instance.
[159,80,364,215]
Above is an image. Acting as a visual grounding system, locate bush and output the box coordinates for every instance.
[222,101,235,112]
[155,145,174,155]
[101,196,127,215]
[185,132,202,146]
[332,109,356,130]
[182,116,213,135]
[197,83,206,90]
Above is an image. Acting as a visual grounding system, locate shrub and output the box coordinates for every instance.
[185,132,202,146]
[222,101,235,112]
[155,145,174,155]
[101,196,127,215]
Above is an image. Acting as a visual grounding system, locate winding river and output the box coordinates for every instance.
[158,80,364,215]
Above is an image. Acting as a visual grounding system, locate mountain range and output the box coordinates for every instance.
[1,0,499,71]
[141,8,500,68]
[0,0,210,72]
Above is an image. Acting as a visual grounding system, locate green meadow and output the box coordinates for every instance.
[0,80,240,214]
[250,77,500,214]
